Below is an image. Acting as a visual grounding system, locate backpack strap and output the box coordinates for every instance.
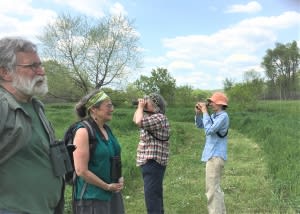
[208,114,228,138]
[146,129,170,141]
[73,118,98,202]
[80,119,98,157]
[216,130,228,138]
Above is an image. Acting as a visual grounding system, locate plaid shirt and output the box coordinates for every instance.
[136,113,170,166]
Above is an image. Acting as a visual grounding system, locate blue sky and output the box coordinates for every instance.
[0,0,299,90]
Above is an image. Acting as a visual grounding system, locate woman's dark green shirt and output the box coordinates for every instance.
[74,124,121,201]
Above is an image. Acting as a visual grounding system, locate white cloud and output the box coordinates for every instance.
[144,56,168,65]
[198,60,222,70]
[53,0,109,18]
[237,11,300,30]
[163,11,300,60]
[54,0,128,18]
[0,0,130,42]
[175,70,212,88]
[110,2,128,16]
[0,7,57,42]
[157,11,300,89]
[168,60,195,70]
[225,1,262,14]
[224,54,258,65]
[0,0,32,15]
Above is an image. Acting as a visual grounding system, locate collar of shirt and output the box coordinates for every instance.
[212,110,226,119]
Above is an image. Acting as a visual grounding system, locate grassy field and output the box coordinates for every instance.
[227,100,300,212]
[45,100,300,213]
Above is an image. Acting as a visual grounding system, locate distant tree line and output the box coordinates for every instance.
[224,40,300,110]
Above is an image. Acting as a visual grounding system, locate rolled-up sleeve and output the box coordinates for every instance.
[203,112,229,136]
[195,115,204,128]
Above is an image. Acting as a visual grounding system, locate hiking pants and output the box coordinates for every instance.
[141,159,166,214]
[205,157,226,214]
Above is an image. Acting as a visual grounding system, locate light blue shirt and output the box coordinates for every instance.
[195,110,229,162]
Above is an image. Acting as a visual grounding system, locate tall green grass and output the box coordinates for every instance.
[45,101,299,213]
[228,100,300,212]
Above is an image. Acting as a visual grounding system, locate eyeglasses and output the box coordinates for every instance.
[105,104,114,109]
[16,62,44,71]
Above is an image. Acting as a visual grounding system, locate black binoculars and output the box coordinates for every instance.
[195,102,209,109]
[132,99,148,106]
[132,100,139,105]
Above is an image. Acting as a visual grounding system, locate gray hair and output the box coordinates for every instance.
[147,93,167,114]
[0,37,37,75]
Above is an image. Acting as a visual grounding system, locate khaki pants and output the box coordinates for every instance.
[205,157,226,214]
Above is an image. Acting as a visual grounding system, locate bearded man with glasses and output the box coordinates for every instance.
[0,37,67,214]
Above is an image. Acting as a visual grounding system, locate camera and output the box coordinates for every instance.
[50,141,73,176]
[111,156,122,182]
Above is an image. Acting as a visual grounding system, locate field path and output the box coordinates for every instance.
[161,127,285,214]
[222,130,285,213]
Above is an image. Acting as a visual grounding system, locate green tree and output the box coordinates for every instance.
[223,78,235,93]
[192,89,211,101]
[174,85,194,107]
[39,13,141,94]
[44,60,84,102]
[261,41,300,99]
[134,67,176,105]
[97,86,144,108]
[99,87,127,107]
[227,70,264,110]
[88,15,141,89]
[125,83,144,105]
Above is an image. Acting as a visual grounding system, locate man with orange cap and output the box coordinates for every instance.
[195,92,229,214]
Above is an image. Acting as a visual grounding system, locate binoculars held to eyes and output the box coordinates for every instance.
[132,99,148,106]
[195,102,209,110]
[132,100,139,105]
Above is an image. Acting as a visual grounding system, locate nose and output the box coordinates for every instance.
[35,66,45,76]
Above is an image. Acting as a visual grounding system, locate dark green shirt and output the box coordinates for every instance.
[0,88,63,214]
[75,125,121,201]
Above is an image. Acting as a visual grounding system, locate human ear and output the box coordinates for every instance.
[0,67,13,81]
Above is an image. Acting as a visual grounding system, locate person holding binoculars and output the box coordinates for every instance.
[195,92,229,214]
[133,93,170,214]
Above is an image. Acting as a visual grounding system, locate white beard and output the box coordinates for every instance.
[12,74,48,97]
